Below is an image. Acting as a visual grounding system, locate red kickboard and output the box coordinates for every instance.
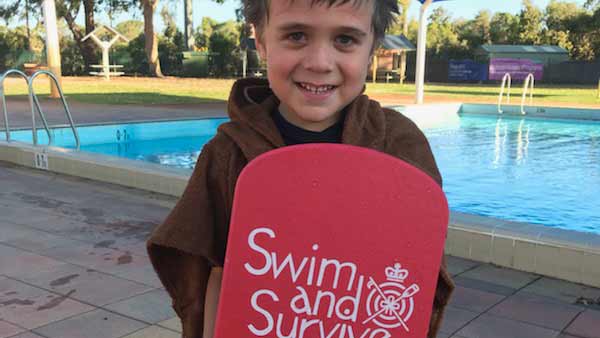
[214,144,448,338]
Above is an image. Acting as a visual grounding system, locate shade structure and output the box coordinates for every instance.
[415,0,451,104]
[379,34,416,52]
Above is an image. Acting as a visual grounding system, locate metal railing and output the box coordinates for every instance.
[0,69,79,149]
[497,73,511,114]
[521,73,535,115]
[29,71,80,149]
[1,69,51,144]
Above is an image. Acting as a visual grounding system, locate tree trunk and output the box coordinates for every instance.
[25,0,31,51]
[184,0,194,50]
[62,9,96,68]
[143,0,163,77]
[399,11,409,85]
[58,0,97,69]
[82,0,99,68]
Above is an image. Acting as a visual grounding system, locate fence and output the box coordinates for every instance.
[544,61,600,84]
[402,57,599,85]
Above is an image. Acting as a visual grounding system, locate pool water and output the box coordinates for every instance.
[426,115,599,234]
[5,115,599,234]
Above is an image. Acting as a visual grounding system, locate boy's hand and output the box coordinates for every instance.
[202,267,223,338]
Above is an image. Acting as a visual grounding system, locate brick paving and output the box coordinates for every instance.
[0,162,599,338]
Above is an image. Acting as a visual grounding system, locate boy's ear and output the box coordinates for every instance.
[253,26,267,60]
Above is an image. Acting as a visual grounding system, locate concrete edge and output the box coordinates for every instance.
[0,140,191,196]
[447,213,600,288]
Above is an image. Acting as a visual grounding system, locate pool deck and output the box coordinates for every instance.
[1,98,600,338]
[2,97,228,129]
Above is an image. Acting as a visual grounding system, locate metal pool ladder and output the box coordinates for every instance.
[497,73,511,114]
[0,69,80,149]
[521,73,535,115]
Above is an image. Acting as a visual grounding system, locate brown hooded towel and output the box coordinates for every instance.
[147,77,454,338]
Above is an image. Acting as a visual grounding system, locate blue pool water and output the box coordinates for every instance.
[426,115,599,234]
[4,115,600,234]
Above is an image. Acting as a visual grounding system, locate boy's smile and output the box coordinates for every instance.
[255,0,375,132]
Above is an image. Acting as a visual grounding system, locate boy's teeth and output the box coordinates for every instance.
[300,83,333,93]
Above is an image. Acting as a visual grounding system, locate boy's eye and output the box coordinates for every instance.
[336,35,357,47]
[287,32,306,42]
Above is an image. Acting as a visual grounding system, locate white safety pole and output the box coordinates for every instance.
[415,0,432,104]
[42,0,62,98]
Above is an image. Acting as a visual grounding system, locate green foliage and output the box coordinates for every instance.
[427,8,468,59]
[489,12,520,44]
[158,13,185,76]
[458,10,492,49]
[0,24,44,71]
[115,20,144,41]
[584,0,599,9]
[120,33,149,75]
[518,0,544,44]
[208,20,242,77]
[60,37,86,75]
[541,1,599,60]
[194,16,218,51]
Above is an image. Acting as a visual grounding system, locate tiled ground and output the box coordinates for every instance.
[0,161,599,338]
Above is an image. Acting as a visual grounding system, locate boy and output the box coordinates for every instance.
[147,1,454,337]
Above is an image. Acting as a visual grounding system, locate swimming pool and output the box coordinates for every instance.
[4,113,599,234]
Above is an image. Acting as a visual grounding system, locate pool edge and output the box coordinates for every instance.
[448,213,600,288]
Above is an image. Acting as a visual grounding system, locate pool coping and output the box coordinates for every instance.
[1,103,599,288]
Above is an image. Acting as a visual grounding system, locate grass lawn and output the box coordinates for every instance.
[3,76,599,107]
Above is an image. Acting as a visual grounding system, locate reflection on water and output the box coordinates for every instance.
[494,119,530,166]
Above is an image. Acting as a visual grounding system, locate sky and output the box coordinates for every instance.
[8,0,591,34]
[146,0,590,33]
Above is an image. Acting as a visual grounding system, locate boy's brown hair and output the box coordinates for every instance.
[243,0,400,42]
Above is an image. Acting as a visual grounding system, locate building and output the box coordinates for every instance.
[474,44,569,66]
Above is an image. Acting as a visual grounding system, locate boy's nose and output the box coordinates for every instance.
[302,43,334,73]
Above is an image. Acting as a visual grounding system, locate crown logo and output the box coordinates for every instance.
[385,263,409,282]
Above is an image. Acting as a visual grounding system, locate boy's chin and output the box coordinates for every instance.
[291,110,343,130]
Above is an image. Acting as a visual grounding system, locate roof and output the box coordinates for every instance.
[81,25,129,43]
[379,35,416,52]
[477,44,569,54]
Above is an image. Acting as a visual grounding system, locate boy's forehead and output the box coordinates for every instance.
[268,0,374,17]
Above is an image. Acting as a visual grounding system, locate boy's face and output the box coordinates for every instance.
[255,0,375,132]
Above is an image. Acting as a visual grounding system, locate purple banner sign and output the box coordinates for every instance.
[489,58,544,81]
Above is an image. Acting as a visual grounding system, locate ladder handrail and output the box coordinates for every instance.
[29,70,80,149]
[498,73,511,114]
[521,73,534,115]
[1,69,52,144]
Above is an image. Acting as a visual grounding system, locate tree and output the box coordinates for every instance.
[159,5,184,74]
[183,0,193,50]
[195,16,217,50]
[55,0,99,69]
[209,20,241,76]
[115,20,143,41]
[542,1,585,57]
[458,10,492,49]
[141,0,163,76]
[545,0,585,31]
[398,0,410,84]
[0,0,40,51]
[490,12,520,44]
[426,7,466,58]
[584,0,599,9]
[518,0,543,44]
